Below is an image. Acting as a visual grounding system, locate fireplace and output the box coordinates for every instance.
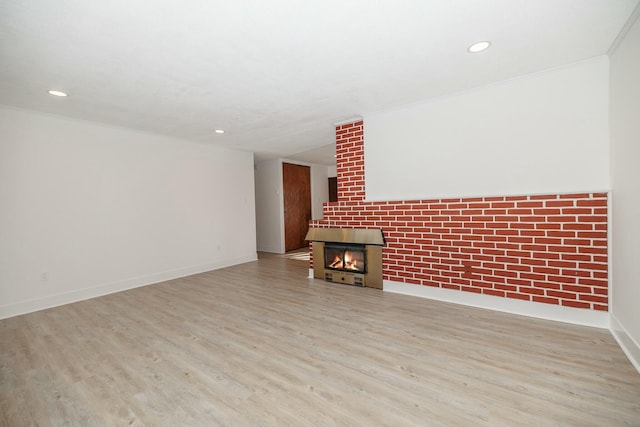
[305,228,384,288]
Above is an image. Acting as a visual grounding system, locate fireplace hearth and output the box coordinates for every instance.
[305,228,384,289]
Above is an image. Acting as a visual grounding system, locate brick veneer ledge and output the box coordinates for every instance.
[310,120,608,311]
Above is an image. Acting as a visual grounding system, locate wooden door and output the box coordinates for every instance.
[283,163,311,252]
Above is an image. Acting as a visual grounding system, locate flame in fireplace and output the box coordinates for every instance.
[330,255,341,268]
[328,250,361,271]
[344,251,359,270]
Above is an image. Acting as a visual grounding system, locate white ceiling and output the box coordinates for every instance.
[1,1,638,166]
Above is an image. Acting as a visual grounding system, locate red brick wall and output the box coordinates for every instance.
[310,120,609,311]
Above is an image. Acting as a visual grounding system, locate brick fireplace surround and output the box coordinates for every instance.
[309,121,608,313]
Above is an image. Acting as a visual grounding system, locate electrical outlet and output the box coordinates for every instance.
[463,263,471,274]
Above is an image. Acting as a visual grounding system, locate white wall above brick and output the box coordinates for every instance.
[363,56,610,201]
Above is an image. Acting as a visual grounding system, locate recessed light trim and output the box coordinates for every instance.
[467,41,491,53]
[214,129,225,134]
[48,90,68,97]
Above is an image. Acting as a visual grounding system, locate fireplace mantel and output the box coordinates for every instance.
[305,227,384,246]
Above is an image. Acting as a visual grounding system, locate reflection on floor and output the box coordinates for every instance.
[282,248,310,261]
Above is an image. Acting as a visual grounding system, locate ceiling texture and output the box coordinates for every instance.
[1,0,638,165]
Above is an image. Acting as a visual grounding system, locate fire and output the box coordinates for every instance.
[330,255,342,268]
[344,251,359,271]
[327,248,365,272]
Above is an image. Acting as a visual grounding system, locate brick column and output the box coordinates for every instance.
[336,120,365,202]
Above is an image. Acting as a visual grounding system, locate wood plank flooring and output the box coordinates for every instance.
[1,252,639,426]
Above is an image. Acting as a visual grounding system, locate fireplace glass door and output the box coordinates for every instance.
[324,243,367,274]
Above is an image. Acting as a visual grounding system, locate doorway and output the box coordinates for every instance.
[328,177,338,202]
[283,163,311,252]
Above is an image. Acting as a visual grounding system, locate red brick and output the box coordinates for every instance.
[508,263,535,271]
[490,202,515,208]
[533,281,561,290]
[562,284,593,293]
[562,208,592,215]
[564,239,591,246]
[533,208,561,215]
[536,223,562,230]
[578,262,608,271]
[560,193,590,199]
[531,252,560,260]
[534,237,562,245]
[545,200,574,207]
[561,269,591,278]
[508,208,533,214]
[562,300,591,309]
[578,278,608,287]
[506,278,534,288]
[578,215,607,223]
[533,296,560,305]
[532,267,560,275]
[519,287,545,296]
[547,275,577,284]
[520,215,549,222]
[495,283,518,291]
[547,290,577,299]
[548,245,577,253]
[519,230,546,237]
[520,273,546,281]
[510,223,536,230]
[507,292,531,301]
[576,200,607,207]
[517,201,544,208]
[483,289,506,297]
[547,231,576,238]
[493,270,519,278]
[579,294,608,303]
[561,254,591,262]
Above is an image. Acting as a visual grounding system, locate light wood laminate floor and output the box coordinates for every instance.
[1,253,639,426]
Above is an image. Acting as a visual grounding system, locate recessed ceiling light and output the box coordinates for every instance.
[467,41,491,53]
[214,129,225,134]
[48,90,68,97]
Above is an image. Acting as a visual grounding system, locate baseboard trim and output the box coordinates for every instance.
[610,315,640,374]
[0,254,257,320]
[257,246,283,254]
[384,280,610,328]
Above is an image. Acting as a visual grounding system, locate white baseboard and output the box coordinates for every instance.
[610,315,640,374]
[0,254,257,320]
[384,280,610,329]
[257,246,283,254]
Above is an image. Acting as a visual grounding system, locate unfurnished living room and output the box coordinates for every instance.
[1,1,640,426]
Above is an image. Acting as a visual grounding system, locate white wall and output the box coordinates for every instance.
[609,11,640,372]
[254,159,331,253]
[311,164,330,220]
[364,56,610,201]
[0,107,257,319]
[255,159,285,253]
